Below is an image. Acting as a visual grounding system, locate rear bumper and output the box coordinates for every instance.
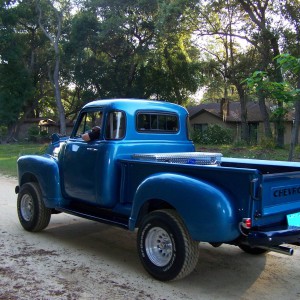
[248,226,300,247]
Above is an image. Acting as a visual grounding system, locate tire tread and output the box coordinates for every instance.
[17,182,51,232]
[162,210,199,280]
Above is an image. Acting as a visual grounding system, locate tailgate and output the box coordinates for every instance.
[261,171,300,217]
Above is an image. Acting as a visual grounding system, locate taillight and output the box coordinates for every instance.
[241,218,252,229]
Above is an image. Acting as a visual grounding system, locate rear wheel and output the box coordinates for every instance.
[137,209,199,281]
[239,244,267,255]
[17,182,51,232]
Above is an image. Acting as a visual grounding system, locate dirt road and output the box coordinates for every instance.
[1,175,300,300]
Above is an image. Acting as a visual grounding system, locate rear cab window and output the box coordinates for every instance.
[136,112,179,133]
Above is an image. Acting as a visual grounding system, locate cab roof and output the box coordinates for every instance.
[82,98,188,115]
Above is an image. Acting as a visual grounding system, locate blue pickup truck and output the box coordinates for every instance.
[16,99,300,281]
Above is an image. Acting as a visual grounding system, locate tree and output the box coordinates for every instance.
[275,54,300,160]
[280,1,300,159]
[244,62,300,160]
[236,0,287,146]
[36,0,69,135]
[66,0,201,105]
[0,1,38,141]
[194,0,259,143]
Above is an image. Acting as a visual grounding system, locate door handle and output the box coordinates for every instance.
[87,148,98,152]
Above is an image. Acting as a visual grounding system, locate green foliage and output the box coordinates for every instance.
[276,54,300,75]
[0,0,300,145]
[0,18,35,126]
[65,0,201,104]
[192,125,233,145]
[0,126,7,141]
[244,56,300,103]
[27,126,39,142]
[259,137,276,149]
[27,126,49,142]
[244,63,300,125]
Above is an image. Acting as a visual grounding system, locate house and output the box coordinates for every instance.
[187,100,296,144]
[18,118,74,141]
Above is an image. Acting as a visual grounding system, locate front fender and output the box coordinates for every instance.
[17,154,63,208]
[129,173,239,243]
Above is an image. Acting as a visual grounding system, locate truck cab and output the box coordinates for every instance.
[58,99,194,207]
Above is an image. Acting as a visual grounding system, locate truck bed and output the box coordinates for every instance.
[123,153,300,229]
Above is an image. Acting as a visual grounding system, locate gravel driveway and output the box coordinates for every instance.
[1,175,300,300]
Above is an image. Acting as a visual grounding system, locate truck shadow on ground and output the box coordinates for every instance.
[39,214,268,299]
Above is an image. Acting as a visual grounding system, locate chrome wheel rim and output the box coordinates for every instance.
[145,227,173,267]
[20,194,34,221]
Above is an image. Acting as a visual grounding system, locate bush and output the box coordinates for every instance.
[259,137,276,149]
[0,126,7,142]
[28,126,40,142]
[192,124,233,145]
[28,126,50,142]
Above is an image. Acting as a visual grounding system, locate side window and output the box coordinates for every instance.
[105,111,126,140]
[186,116,192,140]
[137,112,178,133]
[74,111,103,138]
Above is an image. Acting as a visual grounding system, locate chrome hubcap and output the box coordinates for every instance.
[20,194,34,221]
[145,227,173,267]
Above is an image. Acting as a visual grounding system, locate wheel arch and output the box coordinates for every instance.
[17,155,63,208]
[129,172,239,243]
[19,172,39,186]
[134,198,175,228]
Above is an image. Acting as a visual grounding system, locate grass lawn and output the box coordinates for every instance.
[0,143,48,177]
[197,144,296,161]
[0,142,298,178]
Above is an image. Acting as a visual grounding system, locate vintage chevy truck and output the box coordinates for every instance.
[16,99,300,281]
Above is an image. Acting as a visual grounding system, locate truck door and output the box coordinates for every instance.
[61,109,103,203]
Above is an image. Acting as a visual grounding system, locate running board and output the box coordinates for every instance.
[56,206,129,229]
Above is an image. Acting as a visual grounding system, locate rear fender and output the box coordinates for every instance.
[17,155,63,208]
[129,173,239,242]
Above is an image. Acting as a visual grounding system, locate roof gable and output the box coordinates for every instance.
[187,101,264,122]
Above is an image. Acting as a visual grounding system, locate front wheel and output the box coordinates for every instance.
[17,182,51,232]
[137,209,199,281]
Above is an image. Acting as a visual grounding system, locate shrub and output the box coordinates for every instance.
[28,126,40,142]
[27,126,50,142]
[192,124,233,145]
[259,137,276,149]
[0,126,7,142]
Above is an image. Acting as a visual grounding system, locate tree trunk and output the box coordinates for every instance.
[53,44,66,135]
[270,36,285,147]
[237,0,279,143]
[37,1,66,135]
[275,100,285,148]
[258,91,273,139]
[236,85,249,143]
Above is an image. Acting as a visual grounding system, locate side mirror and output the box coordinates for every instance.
[51,133,60,144]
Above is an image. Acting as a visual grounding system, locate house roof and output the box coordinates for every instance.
[187,101,267,123]
[38,119,56,126]
[24,117,74,127]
